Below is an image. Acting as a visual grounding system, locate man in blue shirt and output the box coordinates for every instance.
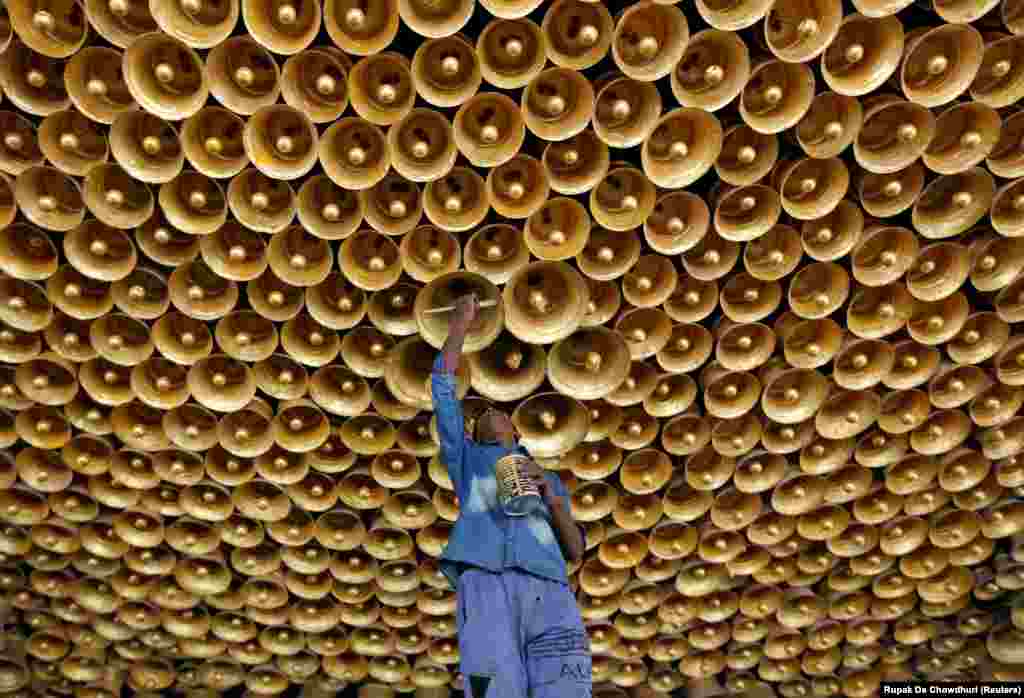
[431,293,591,698]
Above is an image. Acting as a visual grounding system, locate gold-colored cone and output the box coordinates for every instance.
[349,52,414,126]
[464,333,546,403]
[39,108,109,178]
[854,98,935,175]
[859,163,925,219]
[542,0,612,70]
[612,2,689,82]
[765,0,842,63]
[0,39,71,116]
[801,199,863,263]
[971,35,1024,108]
[398,0,472,38]
[905,241,970,302]
[778,157,849,220]
[883,338,941,391]
[294,177,362,244]
[484,155,547,221]
[524,196,591,260]
[8,0,87,58]
[215,400,273,458]
[304,271,364,331]
[715,124,779,187]
[522,67,595,141]
[170,257,239,321]
[512,391,590,458]
[339,326,393,381]
[82,162,154,229]
[368,282,419,337]
[642,108,722,189]
[130,356,190,409]
[422,167,489,233]
[253,353,309,402]
[743,224,802,282]
[280,311,340,367]
[912,168,995,240]
[822,14,903,96]
[243,104,318,180]
[214,310,278,363]
[581,276,621,328]
[593,76,661,149]
[43,311,93,364]
[715,184,782,241]
[834,338,896,390]
[63,219,136,283]
[665,274,721,324]
[658,322,713,374]
[900,24,984,108]
[477,16,546,90]
[88,311,153,366]
[502,260,590,345]
[577,226,641,281]
[123,32,208,120]
[280,47,349,124]
[188,354,257,413]
[454,92,525,168]
[543,130,609,197]
[622,254,679,310]
[388,109,457,183]
[16,165,85,232]
[361,173,424,237]
[0,222,58,281]
[796,92,862,160]
[789,261,850,319]
[197,220,267,284]
[782,319,840,372]
[0,174,15,233]
[180,107,249,180]
[324,0,397,55]
[271,399,329,453]
[336,229,400,293]
[267,225,332,288]
[414,271,502,352]
[411,35,480,108]
[398,225,459,284]
[992,178,1024,238]
[206,36,280,117]
[672,29,750,112]
[548,327,631,400]
[150,0,238,48]
[924,101,1001,175]
[319,117,389,192]
[740,60,815,135]
[645,191,710,257]
[589,167,656,232]
[241,0,320,55]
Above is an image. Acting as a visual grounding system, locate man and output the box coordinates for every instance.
[431,293,592,698]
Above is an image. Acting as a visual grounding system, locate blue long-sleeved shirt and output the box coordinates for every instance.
[431,353,584,591]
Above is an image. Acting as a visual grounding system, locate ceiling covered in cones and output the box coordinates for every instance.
[0,0,1023,697]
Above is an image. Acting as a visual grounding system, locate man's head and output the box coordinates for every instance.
[475,407,517,446]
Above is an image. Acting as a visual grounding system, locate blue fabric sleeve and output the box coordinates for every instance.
[432,353,467,495]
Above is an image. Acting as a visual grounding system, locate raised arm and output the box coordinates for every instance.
[431,294,480,493]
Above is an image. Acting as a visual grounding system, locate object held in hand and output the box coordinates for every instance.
[495,453,545,516]
[422,298,499,315]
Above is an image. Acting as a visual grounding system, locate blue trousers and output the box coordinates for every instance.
[455,566,593,698]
